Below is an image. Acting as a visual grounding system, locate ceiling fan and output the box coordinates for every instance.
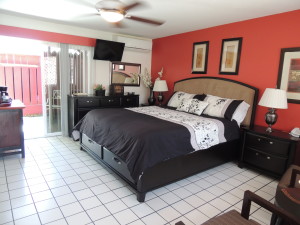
[95,0,164,26]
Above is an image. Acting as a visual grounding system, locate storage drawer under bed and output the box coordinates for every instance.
[81,134,102,159]
[102,147,135,183]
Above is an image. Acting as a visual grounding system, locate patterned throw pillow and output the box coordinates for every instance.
[176,99,193,112]
[189,99,209,116]
[203,95,250,125]
[167,91,195,108]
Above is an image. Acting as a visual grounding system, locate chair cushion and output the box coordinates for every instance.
[201,210,260,225]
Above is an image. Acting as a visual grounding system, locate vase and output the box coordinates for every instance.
[95,90,105,96]
[148,88,156,105]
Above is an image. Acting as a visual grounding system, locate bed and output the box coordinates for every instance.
[76,77,258,202]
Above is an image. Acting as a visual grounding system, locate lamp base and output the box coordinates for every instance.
[157,92,163,106]
[265,108,277,133]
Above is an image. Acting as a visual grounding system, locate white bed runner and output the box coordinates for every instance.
[127,106,226,150]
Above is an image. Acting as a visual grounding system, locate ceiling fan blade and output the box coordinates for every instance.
[127,16,164,26]
[121,2,141,11]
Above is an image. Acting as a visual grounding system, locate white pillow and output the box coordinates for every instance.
[231,101,250,126]
[189,99,209,116]
[167,91,195,108]
[176,98,193,112]
[203,95,250,125]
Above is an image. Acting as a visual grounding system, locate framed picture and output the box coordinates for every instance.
[191,41,209,74]
[110,84,124,96]
[119,65,125,70]
[219,37,243,75]
[277,47,300,104]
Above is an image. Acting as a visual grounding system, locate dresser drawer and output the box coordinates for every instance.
[78,98,100,108]
[244,147,287,175]
[102,147,134,183]
[81,134,102,159]
[245,132,290,156]
[101,97,120,107]
[122,96,138,107]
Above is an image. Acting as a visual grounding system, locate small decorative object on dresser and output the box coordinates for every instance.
[258,88,288,133]
[94,84,106,96]
[239,125,300,178]
[110,84,124,96]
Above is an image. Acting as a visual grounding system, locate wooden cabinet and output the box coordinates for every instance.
[239,125,300,178]
[0,100,25,158]
[68,95,139,136]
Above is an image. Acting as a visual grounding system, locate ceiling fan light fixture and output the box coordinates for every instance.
[100,9,124,23]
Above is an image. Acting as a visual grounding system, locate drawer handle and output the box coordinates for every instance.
[88,139,93,143]
[112,157,121,165]
[257,138,261,142]
[267,156,271,160]
[109,100,114,103]
[269,141,273,144]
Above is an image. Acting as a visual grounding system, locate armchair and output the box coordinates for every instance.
[175,190,300,225]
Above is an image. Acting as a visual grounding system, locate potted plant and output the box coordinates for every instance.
[94,84,105,96]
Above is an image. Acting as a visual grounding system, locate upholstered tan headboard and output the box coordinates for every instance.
[174,77,258,127]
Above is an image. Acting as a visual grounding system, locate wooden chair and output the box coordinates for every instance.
[175,190,300,225]
[272,165,300,225]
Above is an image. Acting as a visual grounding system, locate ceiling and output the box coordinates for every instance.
[0,0,299,39]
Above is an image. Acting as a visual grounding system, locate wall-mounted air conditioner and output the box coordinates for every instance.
[115,36,152,51]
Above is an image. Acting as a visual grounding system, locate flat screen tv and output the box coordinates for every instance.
[93,39,125,61]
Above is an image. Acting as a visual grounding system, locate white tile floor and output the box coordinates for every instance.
[0,136,278,225]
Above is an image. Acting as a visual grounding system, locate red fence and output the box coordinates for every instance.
[0,54,42,116]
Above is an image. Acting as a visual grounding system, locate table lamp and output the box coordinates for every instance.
[258,88,288,133]
[153,80,168,106]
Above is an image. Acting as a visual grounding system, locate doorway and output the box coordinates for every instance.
[0,36,62,138]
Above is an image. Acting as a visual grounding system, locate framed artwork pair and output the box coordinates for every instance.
[191,37,243,75]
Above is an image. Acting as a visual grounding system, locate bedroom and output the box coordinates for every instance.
[0,1,300,225]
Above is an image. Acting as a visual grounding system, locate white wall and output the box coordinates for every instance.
[94,47,152,105]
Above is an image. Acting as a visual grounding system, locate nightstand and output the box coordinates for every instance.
[239,125,300,178]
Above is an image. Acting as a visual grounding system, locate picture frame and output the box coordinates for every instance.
[219,37,243,75]
[277,47,300,104]
[191,41,209,74]
[119,65,125,71]
[110,84,124,96]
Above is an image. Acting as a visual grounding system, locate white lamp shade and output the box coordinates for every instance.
[258,88,288,109]
[153,80,168,92]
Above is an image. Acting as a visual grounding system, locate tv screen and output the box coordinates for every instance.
[93,39,125,61]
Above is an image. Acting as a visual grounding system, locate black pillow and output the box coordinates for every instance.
[193,94,207,101]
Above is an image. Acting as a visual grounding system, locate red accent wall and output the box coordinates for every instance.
[152,10,300,132]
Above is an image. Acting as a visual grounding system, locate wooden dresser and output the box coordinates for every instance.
[68,95,139,136]
[0,100,25,158]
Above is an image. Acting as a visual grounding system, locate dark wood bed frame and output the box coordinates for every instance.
[80,77,259,202]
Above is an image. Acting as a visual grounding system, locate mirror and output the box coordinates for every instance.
[111,62,141,86]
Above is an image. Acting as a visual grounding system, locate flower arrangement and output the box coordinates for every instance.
[141,68,153,89]
[93,84,105,91]
[130,73,140,84]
